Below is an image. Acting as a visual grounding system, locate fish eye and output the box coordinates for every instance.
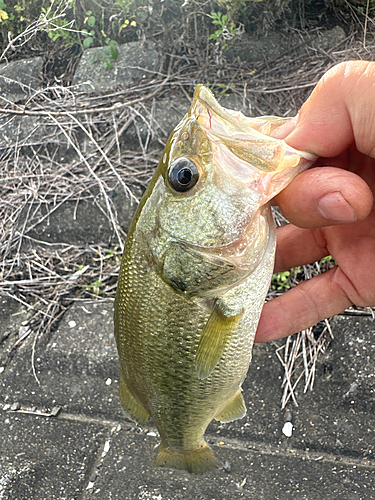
[168,158,199,193]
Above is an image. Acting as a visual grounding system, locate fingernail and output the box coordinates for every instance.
[318,191,357,223]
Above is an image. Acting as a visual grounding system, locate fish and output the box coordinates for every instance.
[114,85,316,474]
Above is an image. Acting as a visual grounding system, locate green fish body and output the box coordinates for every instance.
[114,86,315,474]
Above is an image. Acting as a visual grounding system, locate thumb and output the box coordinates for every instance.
[274,166,373,229]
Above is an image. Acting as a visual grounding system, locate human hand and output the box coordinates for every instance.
[255,61,375,343]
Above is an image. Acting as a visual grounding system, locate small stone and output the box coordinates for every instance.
[223,461,231,472]
[0,331,10,342]
[0,367,4,374]
[105,378,112,385]
[146,431,158,437]
[50,406,61,417]
[349,382,358,393]
[68,320,77,328]
[282,422,293,437]
[101,440,110,457]
[10,402,20,411]
[2,404,10,411]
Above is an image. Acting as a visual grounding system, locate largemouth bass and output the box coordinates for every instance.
[114,85,315,474]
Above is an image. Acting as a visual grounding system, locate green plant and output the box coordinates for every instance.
[81,10,96,48]
[271,266,301,291]
[0,0,140,65]
[216,82,235,95]
[85,279,103,296]
[93,36,119,69]
[320,255,337,266]
[41,6,76,44]
[205,81,235,96]
[0,0,8,22]
[208,11,241,50]
[272,270,291,290]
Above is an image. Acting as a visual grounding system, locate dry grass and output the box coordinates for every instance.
[1,24,374,399]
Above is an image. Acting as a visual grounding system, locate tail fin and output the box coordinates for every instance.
[154,441,221,474]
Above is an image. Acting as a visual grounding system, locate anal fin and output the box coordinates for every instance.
[215,388,247,423]
[195,300,243,380]
[119,374,149,427]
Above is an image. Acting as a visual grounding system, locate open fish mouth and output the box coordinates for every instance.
[191,83,316,181]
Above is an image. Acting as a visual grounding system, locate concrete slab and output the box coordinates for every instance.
[81,429,375,500]
[1,301,374,498]
[0,300,122,420]
[0,57,43,103]
[209,316,375,460]
[0,411,108,500]
[22,183,143,248]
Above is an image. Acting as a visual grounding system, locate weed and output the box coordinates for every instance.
[85,279,103,296]
[208,11,242,51]
[272,270,291,290]
[271,267,301,291]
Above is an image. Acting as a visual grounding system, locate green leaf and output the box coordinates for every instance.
[83,36,93,48]
[103,60,113,70]
[110,45,118,60]
[109,40,118,59]
[0,0,6,9]
[138,10,147,22]
[87,15,95,27]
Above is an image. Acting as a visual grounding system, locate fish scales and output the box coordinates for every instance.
[114,85,316,474]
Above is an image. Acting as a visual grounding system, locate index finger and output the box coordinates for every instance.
[285,61,375,160]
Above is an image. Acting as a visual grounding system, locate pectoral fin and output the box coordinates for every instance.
[119,374,149,427]
[215,388,247,422]
[195,301,243,380]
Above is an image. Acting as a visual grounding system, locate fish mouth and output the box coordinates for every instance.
[190,84,316,184]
